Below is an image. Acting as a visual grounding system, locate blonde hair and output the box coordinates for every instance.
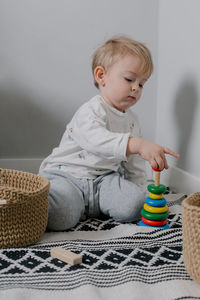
[92,36,153,88]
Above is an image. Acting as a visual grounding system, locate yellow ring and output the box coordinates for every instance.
[149,192,164,200]
[144,203,168,213]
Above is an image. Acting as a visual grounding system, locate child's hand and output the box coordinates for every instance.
[126,137,179,170]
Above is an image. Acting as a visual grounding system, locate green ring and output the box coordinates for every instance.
[141,208,168,220]
[147,184,166,194]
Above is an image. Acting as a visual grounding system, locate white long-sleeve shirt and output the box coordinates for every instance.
[40,95,146,186]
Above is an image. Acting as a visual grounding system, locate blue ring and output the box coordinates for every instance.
[138,220,169,229]
[145,197,167,207]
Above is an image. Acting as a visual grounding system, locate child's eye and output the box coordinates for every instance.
[139,84,144,88]
[125,78,132,82]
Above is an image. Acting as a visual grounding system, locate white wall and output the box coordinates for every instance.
[157,0,200,193]
[1,0,199,194]
[0,0,158,163]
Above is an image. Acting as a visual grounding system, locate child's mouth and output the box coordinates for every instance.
[128,96,136,101]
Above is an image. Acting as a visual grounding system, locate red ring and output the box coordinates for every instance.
[142,217,167,226]
[152,167,162,172]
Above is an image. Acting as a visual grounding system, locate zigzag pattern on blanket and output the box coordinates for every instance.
[62,209,182,233]
[0,213,190,291]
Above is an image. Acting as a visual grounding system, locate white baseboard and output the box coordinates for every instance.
[160,166,200,195]
[0,159,43,174]
[0,159,199,195]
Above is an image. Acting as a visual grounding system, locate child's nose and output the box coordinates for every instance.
[131,83,139,92]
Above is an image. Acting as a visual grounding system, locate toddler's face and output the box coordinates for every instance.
[100,54,147,112]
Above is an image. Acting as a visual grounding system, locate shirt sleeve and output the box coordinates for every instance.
[66,103,130,161]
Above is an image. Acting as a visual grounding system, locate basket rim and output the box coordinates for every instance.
[0,179,49,194]
[0,168,50,201]
[182,192,200,211]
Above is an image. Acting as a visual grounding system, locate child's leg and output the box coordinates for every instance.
[39,170,85,231]
[98,172,146,222]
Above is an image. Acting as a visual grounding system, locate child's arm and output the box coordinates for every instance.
[67,105,130,161]
[126,137,179,171]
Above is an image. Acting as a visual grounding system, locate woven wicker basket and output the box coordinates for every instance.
[182,192,200,283]
[0,168,49,248]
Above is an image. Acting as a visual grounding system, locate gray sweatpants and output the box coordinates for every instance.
[39,169,146,231]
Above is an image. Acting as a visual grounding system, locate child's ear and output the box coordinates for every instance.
[94,66,106,87]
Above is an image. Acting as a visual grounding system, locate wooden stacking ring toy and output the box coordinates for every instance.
[142,216,168,226]
[138,167,169,229]
[145,197,167,207]
[138,220,169,229]
[148,184,166,194]
[144,203,168,213]
[141,208,168,220]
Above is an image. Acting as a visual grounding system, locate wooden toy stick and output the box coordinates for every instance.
[50,247,82,265]
[152,167,161,187]
[155,172,160,186]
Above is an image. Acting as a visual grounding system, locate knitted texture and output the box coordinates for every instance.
[182,192,200,283]
[0,168,49,248]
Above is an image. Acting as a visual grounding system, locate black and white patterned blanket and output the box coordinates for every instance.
[0,194,200,300]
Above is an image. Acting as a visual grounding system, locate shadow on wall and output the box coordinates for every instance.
[174,76,198,173]
[0,88,65,158]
